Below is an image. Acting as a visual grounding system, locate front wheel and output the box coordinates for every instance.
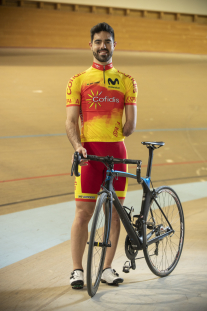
[87,193,111,297]
[143,186,184,277]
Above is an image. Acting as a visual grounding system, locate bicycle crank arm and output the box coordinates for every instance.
[147,229,174,246]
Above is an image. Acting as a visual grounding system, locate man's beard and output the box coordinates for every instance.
[93,49,113,63]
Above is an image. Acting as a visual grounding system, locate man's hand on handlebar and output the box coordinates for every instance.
[71,146,89,166]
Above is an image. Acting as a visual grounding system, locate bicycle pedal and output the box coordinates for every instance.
[123,261,131,273]
[123,266,130,273]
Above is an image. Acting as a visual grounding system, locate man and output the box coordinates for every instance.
[66,22,137,289]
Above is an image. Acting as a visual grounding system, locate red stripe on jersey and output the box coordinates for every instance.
[92,62,113,71]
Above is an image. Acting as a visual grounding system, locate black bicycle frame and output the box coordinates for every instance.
[104,170,152,251]
[102,146,174,250]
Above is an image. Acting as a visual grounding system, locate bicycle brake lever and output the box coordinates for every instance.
[71,151,81,177]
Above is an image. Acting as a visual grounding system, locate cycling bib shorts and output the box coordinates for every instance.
[75,141,128,202]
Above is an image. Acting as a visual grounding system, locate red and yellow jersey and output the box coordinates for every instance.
[66,62,138,142]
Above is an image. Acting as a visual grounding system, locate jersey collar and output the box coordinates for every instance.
[92,62,113,71]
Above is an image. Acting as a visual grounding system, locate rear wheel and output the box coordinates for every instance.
[143,186,184,277]
[87,193,111,297]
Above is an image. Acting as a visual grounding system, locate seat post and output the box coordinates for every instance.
[146,147,154,178]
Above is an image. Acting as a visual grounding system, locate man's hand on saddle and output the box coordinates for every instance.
[71,146,89,166]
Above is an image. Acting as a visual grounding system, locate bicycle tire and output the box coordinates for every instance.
[87,192,111,297]
[143,186,184,277]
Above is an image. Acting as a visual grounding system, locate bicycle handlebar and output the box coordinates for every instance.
[71,152,142,181]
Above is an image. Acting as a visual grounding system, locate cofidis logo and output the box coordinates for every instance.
[86,90,119,109]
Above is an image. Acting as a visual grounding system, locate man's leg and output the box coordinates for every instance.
[103,198,124,270]
[71,200,96,270]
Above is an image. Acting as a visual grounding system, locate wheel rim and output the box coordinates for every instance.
[146,188,184,275]
[88,201,108,293]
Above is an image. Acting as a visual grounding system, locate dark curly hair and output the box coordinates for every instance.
[90,22,115,42]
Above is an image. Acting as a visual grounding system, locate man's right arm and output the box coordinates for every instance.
[66,106,87,159]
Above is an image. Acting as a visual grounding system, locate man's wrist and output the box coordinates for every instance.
[75,144,82,150]
[72,141,82,151]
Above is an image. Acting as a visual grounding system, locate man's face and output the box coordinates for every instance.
[89,31,116,63]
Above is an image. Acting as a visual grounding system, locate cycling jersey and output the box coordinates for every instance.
[66,62,137,142]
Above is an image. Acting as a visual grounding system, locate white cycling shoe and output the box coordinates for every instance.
[70,269,84,289]
[101,268,124,285]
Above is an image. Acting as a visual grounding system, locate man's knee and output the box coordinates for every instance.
[74,201,96,225]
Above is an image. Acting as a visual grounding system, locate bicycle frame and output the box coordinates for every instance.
[103,169,150,250]
[103,145,174,251]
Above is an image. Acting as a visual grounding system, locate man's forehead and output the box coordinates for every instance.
[93,31,113,41]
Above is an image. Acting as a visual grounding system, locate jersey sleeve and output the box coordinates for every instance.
[124,76,138,106]
[66,75,81,107]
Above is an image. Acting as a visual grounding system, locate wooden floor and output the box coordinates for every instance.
[0,48,207,310]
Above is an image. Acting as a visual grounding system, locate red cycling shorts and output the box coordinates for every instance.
[74,141,128,202]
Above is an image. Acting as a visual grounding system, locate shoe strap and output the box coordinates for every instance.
[112,269,119,276]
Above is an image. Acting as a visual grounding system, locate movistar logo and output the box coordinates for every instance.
[108,78,119,86]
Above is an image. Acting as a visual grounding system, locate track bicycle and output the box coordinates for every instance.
[71,141,185,297]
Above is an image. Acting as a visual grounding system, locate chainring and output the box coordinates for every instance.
[125,235,138,260]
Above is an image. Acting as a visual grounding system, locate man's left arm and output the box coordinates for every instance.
[123,75,138,137]
[123,104,137,137]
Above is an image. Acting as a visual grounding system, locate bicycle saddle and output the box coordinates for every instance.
[142,141,165,149]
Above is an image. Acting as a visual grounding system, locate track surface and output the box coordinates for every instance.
[0,48,207,310]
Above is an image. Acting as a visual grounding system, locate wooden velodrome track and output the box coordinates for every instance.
[0,48,207,310]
